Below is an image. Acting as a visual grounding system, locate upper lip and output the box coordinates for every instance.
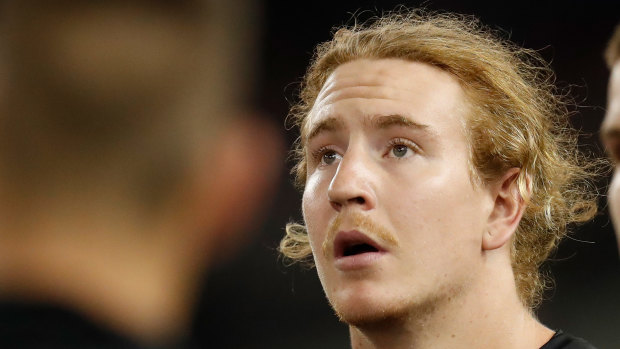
[333,230,386,258]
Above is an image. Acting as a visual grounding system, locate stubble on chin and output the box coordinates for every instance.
[329,282,462,330]
[331,293,436,329]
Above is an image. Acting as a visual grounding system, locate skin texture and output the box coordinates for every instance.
[302,58,553,349]
[601,61,620,251]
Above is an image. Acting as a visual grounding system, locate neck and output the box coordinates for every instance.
[0,195,208,345]
[348,251,554,349]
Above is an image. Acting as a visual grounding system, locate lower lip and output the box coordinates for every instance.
[334,251,386,271]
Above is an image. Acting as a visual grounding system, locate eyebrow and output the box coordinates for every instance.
[371,114,430,131]
[305,114,432,144]
[305,117,345,142]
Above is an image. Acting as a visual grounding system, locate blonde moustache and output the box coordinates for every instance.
[322,212,400,258]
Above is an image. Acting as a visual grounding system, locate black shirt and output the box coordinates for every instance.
[541,330,598,349]
[0,302,189,349]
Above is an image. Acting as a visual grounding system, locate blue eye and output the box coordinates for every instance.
[322,150,339,165]
[310,146,341,167]
[391,144,409,158]
[386,138,420,159]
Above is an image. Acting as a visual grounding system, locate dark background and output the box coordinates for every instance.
[196,1,620,348]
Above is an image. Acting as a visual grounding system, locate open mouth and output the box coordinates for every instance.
[343,243,379,256]
[334,230,384,258]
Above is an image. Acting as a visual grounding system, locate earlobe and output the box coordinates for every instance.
[482,168,529,251]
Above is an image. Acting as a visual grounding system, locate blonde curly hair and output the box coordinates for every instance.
[280,9,601,309]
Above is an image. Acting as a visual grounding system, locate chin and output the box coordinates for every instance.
[328,287,443,328]
[329,291,409,327]
[335,304,408,328]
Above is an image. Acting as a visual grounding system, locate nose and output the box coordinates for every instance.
[327,151,377,212]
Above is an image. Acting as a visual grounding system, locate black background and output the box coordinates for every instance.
[196,1,620,348]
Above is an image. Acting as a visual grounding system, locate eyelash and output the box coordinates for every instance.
[311,145,339,165]
[309,138,421,166]
[386,138,421,157]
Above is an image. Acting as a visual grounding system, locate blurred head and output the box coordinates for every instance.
[601,24,620,250]
[280,10,598,314]
[0,0,272,252]
[0,1,251,206]
[0,1,281,341]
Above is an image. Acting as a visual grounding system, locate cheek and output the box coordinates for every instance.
[302,174,330,253]
[388,166,469,219]
[387,168,485,246]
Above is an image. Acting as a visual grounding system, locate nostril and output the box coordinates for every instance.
[330,201,342,211]
[351,197,365,205]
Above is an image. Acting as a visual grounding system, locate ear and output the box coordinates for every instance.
[482,168,529,251]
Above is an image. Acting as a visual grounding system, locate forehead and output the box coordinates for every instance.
[305,58,468,139]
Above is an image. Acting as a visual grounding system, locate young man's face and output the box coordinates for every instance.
[301,58,496,325]
[601,61,620,250]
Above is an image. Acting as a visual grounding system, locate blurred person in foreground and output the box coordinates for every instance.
[601,25,620,252]
[280,10,600,349]
[0,1,281,348]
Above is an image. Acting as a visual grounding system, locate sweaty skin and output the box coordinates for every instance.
[301,58,553,349]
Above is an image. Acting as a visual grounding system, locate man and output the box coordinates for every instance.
[601,25,620,251]
[0,1,280,348]
[280,11,598,349]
